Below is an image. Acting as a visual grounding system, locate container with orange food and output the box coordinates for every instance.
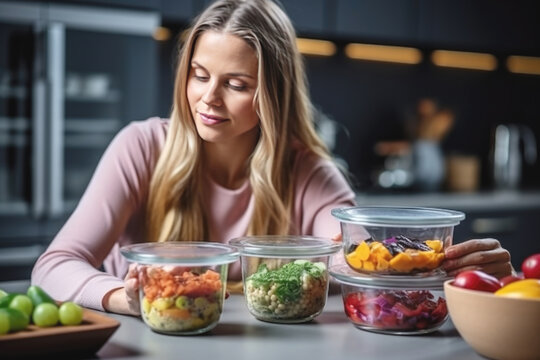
[120,242,239,335]
[331,206,465,276]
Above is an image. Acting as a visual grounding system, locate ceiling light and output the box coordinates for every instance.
[344,43,422,64]
[431,50,497,71]
[153,26,171,41]
[507,55,540,75]
[296,38,337,57]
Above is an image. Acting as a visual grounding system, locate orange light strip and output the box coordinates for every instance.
[431,50,497,71]
[344,43,422,64]
[153,26,172,41]
[296,38,337,57]
[507,55,540,76]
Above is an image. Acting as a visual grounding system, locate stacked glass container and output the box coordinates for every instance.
[330,206,465,335]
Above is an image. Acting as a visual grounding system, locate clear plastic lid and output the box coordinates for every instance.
[331,206,465,227]
[329,264,449,290]
[120,241,239,266]
[229,235,341,258]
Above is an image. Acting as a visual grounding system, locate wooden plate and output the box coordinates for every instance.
[0,308,120,357]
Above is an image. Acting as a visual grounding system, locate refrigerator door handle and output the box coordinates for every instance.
[32,78,46,218]
[46,22,65,218]
[32,21,46,219]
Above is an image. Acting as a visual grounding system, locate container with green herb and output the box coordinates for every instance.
[229,235,341,323]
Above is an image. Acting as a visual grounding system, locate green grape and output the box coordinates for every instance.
[32,303,59,327]
[0,293,17,308]
[9,295,34,318]
[58,302,83,326]
[0,308,29,332]
[0,311,9,334]
[0,289,7,299]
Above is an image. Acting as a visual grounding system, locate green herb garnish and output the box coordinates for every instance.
[247,260,326,303]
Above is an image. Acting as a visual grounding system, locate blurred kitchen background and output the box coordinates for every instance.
[1,0,539,280]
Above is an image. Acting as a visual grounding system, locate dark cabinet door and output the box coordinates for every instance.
[280,0,328,36]
[418,0,540,54]
[333,0,418,43]
[160,0,197,23]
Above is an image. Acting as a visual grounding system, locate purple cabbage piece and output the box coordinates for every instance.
[395,235,432,251]
[380,235,432,255]
[352,290,446,330]
[382,236,397,245]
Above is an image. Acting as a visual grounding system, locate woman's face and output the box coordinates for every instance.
[187,31,259,146]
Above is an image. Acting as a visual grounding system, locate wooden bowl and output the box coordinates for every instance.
[444,279,540,360]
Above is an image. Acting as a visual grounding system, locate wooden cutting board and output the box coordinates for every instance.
[0,307,120,357]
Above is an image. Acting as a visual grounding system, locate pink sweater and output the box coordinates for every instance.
[31,117,356,310]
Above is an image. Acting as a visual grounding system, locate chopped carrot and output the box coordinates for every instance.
[142,267,223,302]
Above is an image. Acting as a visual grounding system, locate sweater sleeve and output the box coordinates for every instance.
[31,118,164,311]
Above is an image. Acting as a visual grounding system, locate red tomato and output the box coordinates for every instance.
[499,274,524,287]
[522,254,540,279]
[453,270,502,292]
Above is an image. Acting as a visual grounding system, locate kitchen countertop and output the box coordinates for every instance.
[1,280,486,360]
[356,190,540,211]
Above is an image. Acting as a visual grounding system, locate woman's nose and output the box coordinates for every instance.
[202,81,222,106]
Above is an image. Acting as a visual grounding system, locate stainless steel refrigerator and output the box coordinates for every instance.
[0,1,160,280]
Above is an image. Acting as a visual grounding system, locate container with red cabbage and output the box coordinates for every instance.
[330,264,449,335]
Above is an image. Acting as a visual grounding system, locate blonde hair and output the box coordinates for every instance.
[147,0,331,243]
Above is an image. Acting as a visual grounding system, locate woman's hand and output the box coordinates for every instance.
[443,238,514,279]
[124,263,142,315]
[331,233,342,242]
[102,263,141,316]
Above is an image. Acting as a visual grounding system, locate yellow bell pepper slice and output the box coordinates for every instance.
[494,279,540,299]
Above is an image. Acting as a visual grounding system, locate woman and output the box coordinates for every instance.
[31,0,512,316]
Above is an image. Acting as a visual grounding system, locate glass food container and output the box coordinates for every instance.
[331,206,465,276]
[229,235,341,324]
[331,264,450,335]
[120,242,239,335]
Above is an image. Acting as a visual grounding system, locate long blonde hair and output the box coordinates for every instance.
[147,0,331,242]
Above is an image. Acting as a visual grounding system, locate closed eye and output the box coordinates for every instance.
[226,81,246,91]
[194,74,209,82]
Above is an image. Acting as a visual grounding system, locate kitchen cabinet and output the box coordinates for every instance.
[12,0,160,11]
[64,0,159,9]
[418,0,540,54]
[280,0,328,36]
[333,0,540,55]
[160,0,197,23]
[333,0,418,43]
[159,0,330,32]
[0,1,160,281]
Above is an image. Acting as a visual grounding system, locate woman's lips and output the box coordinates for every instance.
[199,112,227,125]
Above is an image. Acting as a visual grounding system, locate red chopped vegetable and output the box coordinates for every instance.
[343,289,448,332]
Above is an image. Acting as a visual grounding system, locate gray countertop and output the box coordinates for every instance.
[356,190,540,211]
[1,280,486,360]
